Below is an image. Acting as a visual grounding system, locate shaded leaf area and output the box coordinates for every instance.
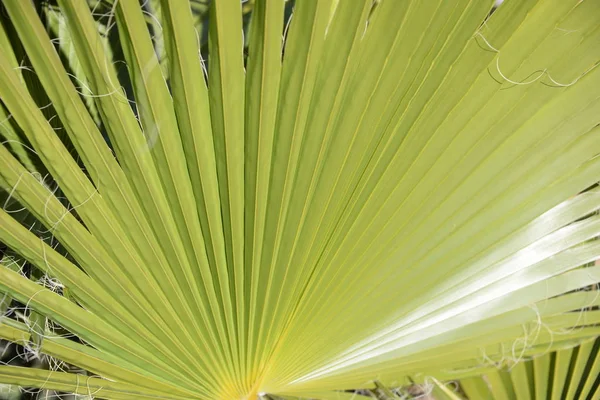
[0,0,599,399]
[448,336,600,400]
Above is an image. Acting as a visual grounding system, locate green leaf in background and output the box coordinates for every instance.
[451,337,600,400]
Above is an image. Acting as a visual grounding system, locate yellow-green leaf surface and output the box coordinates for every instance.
[0,0,599,399]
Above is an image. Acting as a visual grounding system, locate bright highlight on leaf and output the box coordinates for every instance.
[0,0,599,399]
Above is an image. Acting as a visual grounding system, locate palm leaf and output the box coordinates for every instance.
[0,0,599,399]
[450,337,600,400]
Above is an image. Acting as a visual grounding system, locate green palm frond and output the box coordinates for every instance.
[447,337,600,400]
[0,0,599,399]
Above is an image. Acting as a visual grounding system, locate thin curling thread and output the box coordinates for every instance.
[195,27,209,80]
[84,374,106,397]
[495,58,547,86]
[412,379,435,400]
[495,56,598,87]
[474,31,499,53]
[474,31,598,88]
